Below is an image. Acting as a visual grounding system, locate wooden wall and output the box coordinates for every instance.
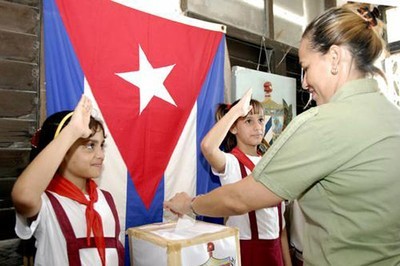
[0,0,41,241]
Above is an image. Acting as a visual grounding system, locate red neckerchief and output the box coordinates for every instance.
[230,147,258,170]
[47,174,106,266]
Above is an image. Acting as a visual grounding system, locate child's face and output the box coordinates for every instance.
[232,112,265,147]
[61,130,105,180]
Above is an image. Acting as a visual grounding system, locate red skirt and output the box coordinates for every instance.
[240,238,283,266]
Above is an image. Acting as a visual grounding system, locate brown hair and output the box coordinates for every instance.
[215,99,268,153]
[302,3,387,79]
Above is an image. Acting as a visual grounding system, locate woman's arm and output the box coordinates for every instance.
[200,89,253,173]
[164,174,283,217]
[11,95,93,218]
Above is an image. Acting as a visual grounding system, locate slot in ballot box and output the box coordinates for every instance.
[127,220,240,266]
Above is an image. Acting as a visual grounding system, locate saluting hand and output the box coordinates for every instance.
[68,95,93,139]
[233,88,253,117]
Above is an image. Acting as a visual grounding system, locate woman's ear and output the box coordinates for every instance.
[329,45,340,66]
[328,45,341,75]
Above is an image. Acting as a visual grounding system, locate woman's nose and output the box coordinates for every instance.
[302,73,309,90]
[302,82,310,91]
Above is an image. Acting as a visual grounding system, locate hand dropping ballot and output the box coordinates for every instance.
[127,219,241,265]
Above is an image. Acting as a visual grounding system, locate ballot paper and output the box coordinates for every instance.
[175,215,196,232]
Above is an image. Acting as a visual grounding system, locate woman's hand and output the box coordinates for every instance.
[164,192,192,217]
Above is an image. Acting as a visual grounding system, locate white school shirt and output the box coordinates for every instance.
[15,190,123,266]
[212,153,285,240]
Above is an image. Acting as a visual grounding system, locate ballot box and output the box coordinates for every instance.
[127,220,240,266]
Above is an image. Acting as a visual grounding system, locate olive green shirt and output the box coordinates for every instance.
[253,79,400,266]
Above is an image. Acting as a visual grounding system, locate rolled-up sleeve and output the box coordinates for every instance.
[253,107,344,200]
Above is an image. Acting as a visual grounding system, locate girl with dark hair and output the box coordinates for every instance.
[201,89,291,266]
[12,95,124,266]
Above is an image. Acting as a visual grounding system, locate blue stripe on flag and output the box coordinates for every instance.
[195,36,225,223]
[43,0,83,114]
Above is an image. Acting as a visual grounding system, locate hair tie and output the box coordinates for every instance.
[31,128,42,148]
[357,6,380,29]
[54,112,74,139]
[226,104,232,110]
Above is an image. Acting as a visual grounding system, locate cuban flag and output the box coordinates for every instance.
[43,0,225,263]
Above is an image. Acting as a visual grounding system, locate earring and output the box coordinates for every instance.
[331,66,338,75]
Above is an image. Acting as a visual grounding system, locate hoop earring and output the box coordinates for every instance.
[331,67,338,75]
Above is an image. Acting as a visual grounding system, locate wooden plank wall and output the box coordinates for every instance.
[0,0,41,240]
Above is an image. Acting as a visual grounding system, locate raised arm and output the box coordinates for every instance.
[11,95,93,218]
[200,88,253,173]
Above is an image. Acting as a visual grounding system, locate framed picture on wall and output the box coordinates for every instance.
[231,66,297,145]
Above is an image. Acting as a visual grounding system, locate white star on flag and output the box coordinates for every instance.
[116,45,177,114]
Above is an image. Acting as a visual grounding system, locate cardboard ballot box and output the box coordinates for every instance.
[127,220,240,266]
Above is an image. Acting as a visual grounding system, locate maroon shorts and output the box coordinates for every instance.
[240,238,283,266]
